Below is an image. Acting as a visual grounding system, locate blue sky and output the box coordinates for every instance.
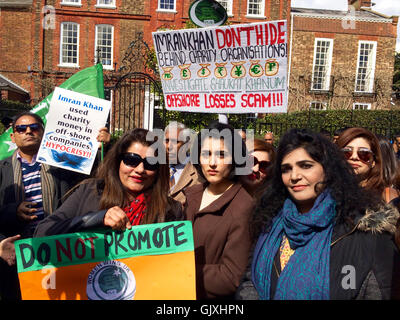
[292,0,400,51]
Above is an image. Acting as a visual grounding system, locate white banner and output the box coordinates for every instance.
[37,87,111,175]
[153,20,288,114]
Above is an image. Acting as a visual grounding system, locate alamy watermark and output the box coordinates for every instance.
[145,128,255,176]
[42,5,56,30]
[341,265,356,290]
[342,5,357,30]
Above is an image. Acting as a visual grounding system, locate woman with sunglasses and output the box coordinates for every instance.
[236,129,399,300]
[34,128,182,237]
[336,127,398,203]
[183,122,255,299]
[240,138,275,202]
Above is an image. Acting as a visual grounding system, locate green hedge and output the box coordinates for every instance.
[255,109,400,143]
[159,109,400,142]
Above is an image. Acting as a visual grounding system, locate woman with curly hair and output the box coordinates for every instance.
[236,128,399,300]
[34,128,183,236]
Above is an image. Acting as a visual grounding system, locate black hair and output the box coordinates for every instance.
[12,112,44,131]
[319,128,331,137]
[192,121,248,182]
[334,127,349,137]
[252,128,381,238]
[377,135,399,187]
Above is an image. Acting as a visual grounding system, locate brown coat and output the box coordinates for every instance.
[169,162,204,204]
[184,182,255,299]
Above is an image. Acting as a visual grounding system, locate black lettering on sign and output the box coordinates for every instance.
[138,230,151,250]
[160,224,174,247]
[152,228,163,248]
[104,232,114,257]
[37,243,51,266]
[114,232,128,255]
[127,230,137,250]
[173,223,188,246]
[19,243,35,269]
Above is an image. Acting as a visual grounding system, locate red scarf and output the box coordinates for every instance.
[123,193,150,226]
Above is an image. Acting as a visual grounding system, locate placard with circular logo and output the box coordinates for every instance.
[189,0,227,27]
[86,260,136,300]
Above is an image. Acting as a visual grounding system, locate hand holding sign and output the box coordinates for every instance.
[96,127,111,145]
[103,206,132,231]
[0,235,21,266]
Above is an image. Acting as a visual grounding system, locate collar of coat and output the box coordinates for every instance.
[170,162,199,196]
[331,202,400,246]
[357,203,399,235]
[185,182,246,215]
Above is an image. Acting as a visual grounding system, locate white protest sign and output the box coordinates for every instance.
[37,87,111,175]
[152,20,288,114]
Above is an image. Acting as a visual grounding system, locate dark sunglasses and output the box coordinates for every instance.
[253,157,271,174]
[121,153,159,171]
[341,147,374,163]
[14,123,42,134]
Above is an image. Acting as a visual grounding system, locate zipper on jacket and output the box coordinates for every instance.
[330,222,360,247]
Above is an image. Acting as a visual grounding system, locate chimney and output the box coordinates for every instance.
[348,0,373,11]
[360,0,372,8]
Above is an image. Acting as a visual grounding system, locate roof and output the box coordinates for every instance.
[0,73,29,95]
[291,7,394,23]
[0,0,32,8]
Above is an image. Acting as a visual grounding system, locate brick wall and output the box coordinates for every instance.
[144,0,290,43]
[289,15,397,111]
[0,0,151,104]
[0,6,33,97]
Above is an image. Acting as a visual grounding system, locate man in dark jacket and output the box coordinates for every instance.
[0,112,78,300]
[0,112,76,238]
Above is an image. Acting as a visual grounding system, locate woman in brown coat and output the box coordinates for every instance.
[184,122,255,299]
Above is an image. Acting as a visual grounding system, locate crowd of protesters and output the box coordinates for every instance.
[0,111,400,300]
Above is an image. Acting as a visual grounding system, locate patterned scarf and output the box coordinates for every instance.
[123,193,150,226]
[252,190,336,300]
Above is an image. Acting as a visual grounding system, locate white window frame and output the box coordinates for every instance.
[216,0,233,16]
[95,0,116,9]
[59,22,80,68]
[95,24,114,70]
[310,101,327,111]
[246,0,265,18]
[157,0,177,13]
[60,0,82,7]
[354,41,377,93]
[353,103,371,110]
[311,38,334,91]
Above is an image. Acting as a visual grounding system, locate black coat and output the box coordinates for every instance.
[0,155,77,237]
[236,204,400,300]
[34,180,184,237]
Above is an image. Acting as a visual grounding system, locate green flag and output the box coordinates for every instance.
[0,64,105,161]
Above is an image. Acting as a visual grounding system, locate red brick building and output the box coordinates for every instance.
[0,0,397,113]
[144,0,290,44]
[0,0,150,105]
[289,0,398,111]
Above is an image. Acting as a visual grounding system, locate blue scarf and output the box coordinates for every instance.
[252,190,336,300]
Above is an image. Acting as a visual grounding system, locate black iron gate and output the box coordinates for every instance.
[105,32,165,135]
[109,72,164,134]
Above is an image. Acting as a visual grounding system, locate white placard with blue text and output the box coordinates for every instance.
[37,87,111,175]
